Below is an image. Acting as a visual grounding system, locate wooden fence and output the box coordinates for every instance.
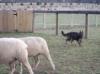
[0,10,33,32]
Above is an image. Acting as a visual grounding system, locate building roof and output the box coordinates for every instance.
[0,0,100,3]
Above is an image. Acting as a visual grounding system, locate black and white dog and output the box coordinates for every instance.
[61,30,83,46]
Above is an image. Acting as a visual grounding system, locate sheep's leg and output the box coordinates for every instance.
[43,53,55,70]
[19,63,23,74]
[22,59,34,74]
[33,55,40,70]
[31,54,40,70]
[9,63,16,74]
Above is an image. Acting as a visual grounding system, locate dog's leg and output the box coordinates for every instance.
[66,38,71,44]
[70,39,73,44]
[63,39,69,47]
[79,39,82,46]
[77,39,82,46]
[65,39,68,44]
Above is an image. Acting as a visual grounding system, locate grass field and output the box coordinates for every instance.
[0,27,100,74]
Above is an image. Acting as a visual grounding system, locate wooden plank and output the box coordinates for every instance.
[17,10,33,32]
[17,10,23,32]
[26,11,33,32]
[0,11,3,32]
[24,10,28,32]
[2,10,8,32]
[7,10,16,32]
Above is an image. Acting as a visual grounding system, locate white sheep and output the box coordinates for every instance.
[0,38,34,74]
[20,37,55,70]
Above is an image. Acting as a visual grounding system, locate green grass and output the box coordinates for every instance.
[0,27,100,74]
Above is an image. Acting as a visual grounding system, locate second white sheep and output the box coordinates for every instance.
[20,37,55,70]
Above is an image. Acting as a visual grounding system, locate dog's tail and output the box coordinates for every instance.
[61,30,66,36]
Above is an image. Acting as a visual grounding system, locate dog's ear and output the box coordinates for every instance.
[80,30,83,33]
[80,30,84,36]
[79,30,81,33]
[81,30,83,34]
[79,30,83,36]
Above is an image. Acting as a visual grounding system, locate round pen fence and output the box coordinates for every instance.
[34,13,100,38]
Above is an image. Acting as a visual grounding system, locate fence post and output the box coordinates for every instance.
[56,12,58,35]
[85,13,88,39]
